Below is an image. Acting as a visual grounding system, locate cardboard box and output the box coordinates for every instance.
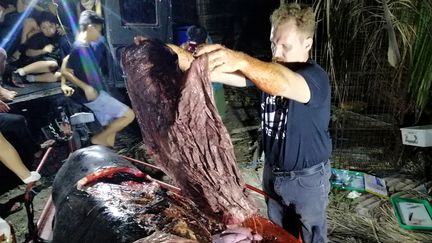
[400,125,432,147]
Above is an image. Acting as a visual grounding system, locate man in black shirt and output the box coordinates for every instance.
[196,3,331,243]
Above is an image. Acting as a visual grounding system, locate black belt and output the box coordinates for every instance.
[272,160,329,177]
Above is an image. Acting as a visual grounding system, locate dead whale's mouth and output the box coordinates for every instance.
[77,166,147,190]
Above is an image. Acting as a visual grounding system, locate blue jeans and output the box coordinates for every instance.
[263,161,331,243]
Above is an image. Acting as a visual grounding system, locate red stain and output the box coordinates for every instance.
[242,215,302,243]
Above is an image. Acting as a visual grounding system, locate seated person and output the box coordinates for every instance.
[13,13,69,83]
[9,0,59,61]
[0,48,48,185]
[0,116,40,184]
[17,0,60,41]
[62,10,134,148]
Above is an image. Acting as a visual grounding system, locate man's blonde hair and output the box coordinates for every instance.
[270,3,315,38]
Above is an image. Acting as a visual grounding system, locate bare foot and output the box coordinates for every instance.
[0,86,17,101]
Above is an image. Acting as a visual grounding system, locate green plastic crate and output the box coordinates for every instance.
[391,197,432,231]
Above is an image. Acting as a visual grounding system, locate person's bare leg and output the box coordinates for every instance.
[11,18,40,61]
[0,86,17,101]
[91,109,135,147]
[27,72,61,82]
[106,133,116,148]
[0,133,31,180]
[16,61,58,75]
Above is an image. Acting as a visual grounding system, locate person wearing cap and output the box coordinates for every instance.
[62,10,135,148]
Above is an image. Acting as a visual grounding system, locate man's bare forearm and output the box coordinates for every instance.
[239,54,310,103]
[26,49,44,57]
[60,56,68,86]
[62,69,92,91]
[210,71,247,87]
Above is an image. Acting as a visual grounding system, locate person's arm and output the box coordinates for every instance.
[17,0,26,13]
[168,43,249,86]
[134,36,194,72]
[25,49,43,57]
[60,55,75,96]
[95,0,102,16]
[0,6,4,23]
[61,67,87,91]
[3,4,17,15]
[61,52,97,100]
[0,100,10,113]
[76,2,81,17]
[48,2,58,16]
[196,44,310,103]
[210,71,248,87]
[25,44,54,57]
[33,5,44,12]
[166,44,194,71]
[62,67,97,100]
[239,55,310,103]
[18,0,44,12]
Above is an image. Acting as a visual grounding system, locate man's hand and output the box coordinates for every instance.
[48,2,58,16]
[134,36,148,45]
[195,44,248,73]
[166,44,194,71]
[43,44,54,54]
[83,86,98,101]
[57,25,66,36]
[212,225,262,243]
[61,83,75,97]
[0,100,10,113]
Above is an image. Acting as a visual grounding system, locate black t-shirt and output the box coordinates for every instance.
[25,32,63,62]
[261,60,332,171]
[67,41,106,104]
